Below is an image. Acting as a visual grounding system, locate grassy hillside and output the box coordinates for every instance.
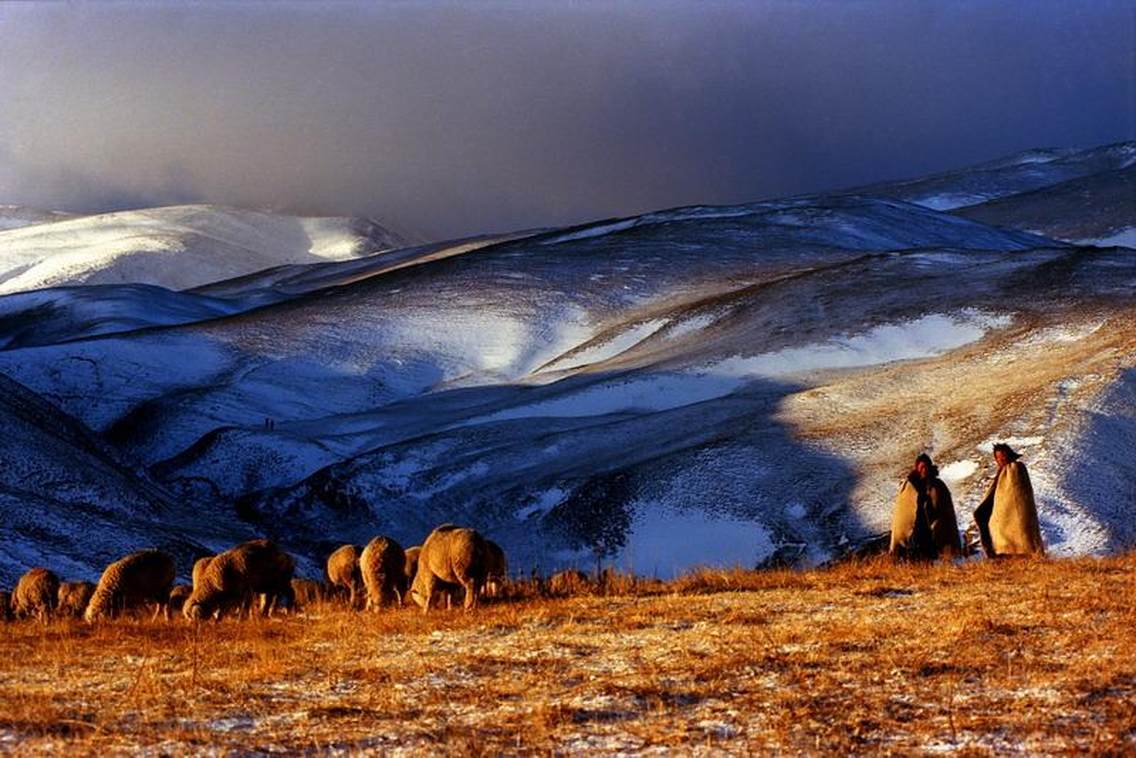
[2,556,1134,754]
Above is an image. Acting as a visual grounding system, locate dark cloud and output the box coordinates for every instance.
[0,1,1132,239]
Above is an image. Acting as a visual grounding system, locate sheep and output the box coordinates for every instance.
[84,550,176,622]
[409,525,489,613]
[0,590,13,621]
[360,536,407,610]
[184,539,294,621]
[326,544,364,609]
[483,540,508,598]
[259,574,296,617]
[166,584,192,616]
[404,544,449,605]
[289,578,329,611]
[546,569,591,597]
[14,568,60,621]
[57,581,96,618]
[404,545,421,585]
[192,556,214,590]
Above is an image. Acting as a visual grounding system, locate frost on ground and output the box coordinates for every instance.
[0,557,1132,755]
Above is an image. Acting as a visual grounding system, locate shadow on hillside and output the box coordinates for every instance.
[1044,368,1136,552]
[233,366,864,577]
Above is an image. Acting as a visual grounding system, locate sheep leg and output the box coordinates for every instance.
[463,579,480,611]
[421,574,436,615]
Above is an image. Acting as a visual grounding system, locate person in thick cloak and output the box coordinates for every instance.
[889,453,962,560]
[973,443,1045,558]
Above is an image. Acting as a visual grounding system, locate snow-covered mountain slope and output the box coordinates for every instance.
[0,373,253,586]
[0,230,540,349]
[1,183,1132,580]
[953,166,1136,245]
[0,204,405,295]
[0,205,79,231]
[851,141,1136,211]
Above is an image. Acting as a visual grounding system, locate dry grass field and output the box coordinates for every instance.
[1,556,1134,755]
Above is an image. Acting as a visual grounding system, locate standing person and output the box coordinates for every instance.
[973,443,1045,558]
[889,453,963,560]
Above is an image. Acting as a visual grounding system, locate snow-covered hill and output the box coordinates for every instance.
[852,141,1136,211]
[1,189,1133,582]
[0,143,1133,585]
[0,204,78,231]
[0,372,253,585]
[953,166,1136,245]
[0,204,405,295]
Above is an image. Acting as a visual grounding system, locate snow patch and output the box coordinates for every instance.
[1077,227,1136,248]
[518,488,567,519]
[939,460,979,483]
[618,504,775,578]
[712,310,1010,379]
[541,218,639,244]
[1019,321,1104,346]
[785,502,808,520]
[911,193,990,211]
[663,313,718,341]
[478,372,744,422]
[543,318,668,371]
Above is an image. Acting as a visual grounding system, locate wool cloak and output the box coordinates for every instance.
[974,460,1045,557]
[890,474,962,559]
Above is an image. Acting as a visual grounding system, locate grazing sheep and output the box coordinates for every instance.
[184,539,294,621]
[326,544,364,609]
[546,569,591,597]
[167,584,192,616]
[14,568,60,620]
[0,590,13,621]
[483,540,508,598]
[192,556,214,590]
[84,550,176,622]
[360,536,407,610]
[57,581,96,618]
[259,571,296,617]
[404,544,449,605]
[404,546,421,584]
[289,578,328,610]
[409,525,489,613]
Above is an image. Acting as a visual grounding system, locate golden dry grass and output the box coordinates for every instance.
[1,556,1134,755]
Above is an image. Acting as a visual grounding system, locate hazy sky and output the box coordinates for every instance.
[1,1,1132,240]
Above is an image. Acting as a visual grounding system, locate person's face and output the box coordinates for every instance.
[994,450,1008,468]
[915,460,929,479]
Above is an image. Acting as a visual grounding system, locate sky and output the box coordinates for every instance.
[0,1,1132,241]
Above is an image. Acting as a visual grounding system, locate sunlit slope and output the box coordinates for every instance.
[0,204,404,295]
[0,231,533,349]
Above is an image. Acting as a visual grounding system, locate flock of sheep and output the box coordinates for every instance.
[0,524,534,623]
